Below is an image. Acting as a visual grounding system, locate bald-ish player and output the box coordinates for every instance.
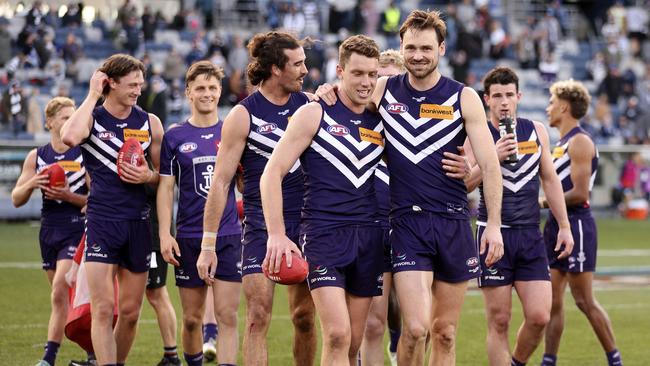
[317,10,504,365]
[444,66,573,366]
[360,49,404,366]
[540,80,623,366]
[61,54,164,366]
[261,34,383,366]
[196,31,316,366]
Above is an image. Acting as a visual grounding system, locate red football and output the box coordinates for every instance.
[236,199,244,220]
[42,163,66,188]
[117,138,144,177]
[263,252,309,285]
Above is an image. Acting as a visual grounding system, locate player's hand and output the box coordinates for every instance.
[480,224,504,267]
[160,234,181,266]
[42,182,71,201]
[263,233,300,274]
[65,261,79,287]
[313,83,338,106]
[442,146,471,180]
[197,248,218,286]
[119,163,151,184]
[555,227,574,259]
[80,204,87,214]
[495,133,517,162]
[89,70,108,100]
[30,172,50,190]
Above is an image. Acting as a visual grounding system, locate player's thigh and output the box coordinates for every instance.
[481,285,513,322]
[242,273,275,311]
[567,271,595,303]
[116,267,148,311]
[85,262,118,306]
[550,269,569,305]
[368,273,392,322]
[431,279,468,325]
[311,286,350,333]
[179,286,208,317]
[212,278,241,314]
[52,258,73,289]
[288,281,314,314]
[394,271,434,326]
[514,280,552,320]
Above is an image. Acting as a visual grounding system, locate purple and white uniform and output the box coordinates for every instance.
[544,126,599,272]
[159,120,242,287]
[476,118,550,287]
[36,144,86,270]
[239,91,309,276]
[378,74,478,282]
[375,161,391,272]
[300,99,384,297]
[81,105,153,273]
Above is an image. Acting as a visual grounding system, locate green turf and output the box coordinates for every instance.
[1,219,648,365]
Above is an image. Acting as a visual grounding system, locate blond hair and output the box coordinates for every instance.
[45,97,75,119]
[550,80,591,119]
[379,49,405,72]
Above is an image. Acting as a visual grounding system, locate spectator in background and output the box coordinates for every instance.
[488,19,508,59]
[26,0,44,28]
[449,49,470,84]
[0,18,11,67]
[379,1,401,50]
[117,0,137,27]
[587,51,608,85]
[185,39,206,67]
[154,10,168,30]
[516,27,537,69]
[1,80,29,135]
[626,3,648,44]
[302,0,321,36]
[138,76,168,127]
[327,0,356,33]
[120,16,143,56]
[227,35,249,74]
[24,86,44,135]
[142,5,157,41]
[163,48,186,84]
[539,53,560,84]
[302,67,323,94]
[283,3,305,36]
[61,33,82,63]
[61,2,83,28]
[598,65,624,106]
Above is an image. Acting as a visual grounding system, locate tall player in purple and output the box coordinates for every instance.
[444,67,573,366]
[61,54,164,366]
[157,61,241,366]
[261,35,383,366]
[317,11,504,365]
[197,31,316,366]
[12,97,88,366]
[540,80,623,366]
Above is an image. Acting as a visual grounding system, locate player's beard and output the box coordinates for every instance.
[405,59,437,79]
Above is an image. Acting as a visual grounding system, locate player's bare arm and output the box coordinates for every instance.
[260,102,321,274]
[11,149,48,207]
[562,134,595,207]
[462,86,504,266]
[197,105,249,283]
[61,71,107,147]
[157,174,180,266]
[535,121,573,259]
[41,181,88,208]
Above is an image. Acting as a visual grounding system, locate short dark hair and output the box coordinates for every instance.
[483,67,519,95]
[98,54,145,95]
[399,10,447,44]
[246,31,302,86]
[185,60,225,88]
[338,35,380,67]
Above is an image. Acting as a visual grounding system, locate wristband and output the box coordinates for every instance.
[203,232,217,239]
[202,232,217,251]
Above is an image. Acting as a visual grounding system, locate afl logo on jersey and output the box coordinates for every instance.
[327,125,349,136]
[386,103,409,114]
[98,131,116,140]
[180,142,198,153]
[257,123,277,134]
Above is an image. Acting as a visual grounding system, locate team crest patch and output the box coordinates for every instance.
[419,104,454,120]
[327,125,349,136]
[386,103,408,114]
[192,156,217,198]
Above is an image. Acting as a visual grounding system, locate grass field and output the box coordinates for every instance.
[1,219,649,365]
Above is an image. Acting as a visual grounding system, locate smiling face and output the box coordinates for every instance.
[484,83,521,122]
[277,47,308,94]
[337,52,379,109]
[401,28,445,80]
[186,75,221,115]
[109,70,144,107]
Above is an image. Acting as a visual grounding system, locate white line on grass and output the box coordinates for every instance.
[599,249,650,257]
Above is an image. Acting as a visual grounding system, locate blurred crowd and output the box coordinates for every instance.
[0,0,648,145]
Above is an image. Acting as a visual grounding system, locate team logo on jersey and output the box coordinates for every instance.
[412,96,426,102]
[327,124,349,136]
[350,119,362,125]
[420,104,454,119]
[98,131,116,140]
[192,156,217,198]
[54,155,65,160]
[180,142,198,153]
[278,109,290,116]
[116,123,128,128]
[386,102,409,114]
[257,123,277,134]
[201,133,214,140]
[466,257,479,267]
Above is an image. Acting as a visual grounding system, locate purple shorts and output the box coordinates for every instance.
[390,212,479,282]
[477,225,550,287]
[381,228,392,273]
[241,218,300,277]
[84,216,152,273]
[39,225,83,270]
[174,235,242,288]
[301,225,384,297]
[544,212,597,273]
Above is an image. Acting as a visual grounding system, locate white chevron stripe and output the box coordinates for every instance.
[249,130,279,150]
[383,90,459,128]
[310,141,377,188]
[246,142,300,174]
[384,123,463,164]
[322,112,383,151]
[316,129,384,170]
[89,134,118,159]
[589,171,597,190]
[501,152,540,179]
[557,165,571,182]
[249,116,300,172]
[67,168,85,184]
[94,121,124,148]
[503,164,540,192]
[375,167,389,185]
[380,107,460,147]
[74,155,83,163]
[69,177,86,193]
[81,144,118,173]
[37,156,46,167]
[140,120,151,151]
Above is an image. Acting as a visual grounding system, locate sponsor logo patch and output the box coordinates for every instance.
[518,141,538,155]
[98,131,116,140]
[257,123,277,134]
[180,142,198,153]
[419,104,454,119]
[312,266,328,275]
[386,102,408,114]
[58,161,82,172]
[552,147,565,158]
[359,127,383,146]
[327,125,349,136]
[123,129,150,143]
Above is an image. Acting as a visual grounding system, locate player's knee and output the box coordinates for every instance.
[402,319,428,342]
[246,302,272,330]
[215,307,238,329]
[489,311,511,334]
[50,284,68,309]
[526,310,550,329]
[323,326,350,350]
[145,288,162,306]
[91,299,115,323]
[119,303,142,327]
[182,312,203,333]
[432,322,457,351]
[364,312,387,340]
[573,296,592,314]
[291,306,315,334]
